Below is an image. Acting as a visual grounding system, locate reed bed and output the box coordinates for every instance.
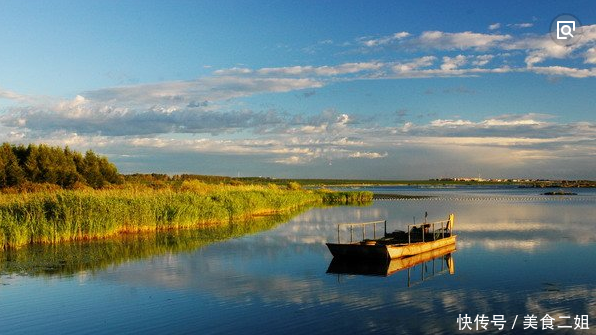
[0,181,372,249]
[1,211,298,276]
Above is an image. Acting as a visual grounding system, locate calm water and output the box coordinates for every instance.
[1,187,596,334]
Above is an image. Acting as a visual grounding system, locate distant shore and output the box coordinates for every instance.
[237,177,596,188]
[372,194,434,200]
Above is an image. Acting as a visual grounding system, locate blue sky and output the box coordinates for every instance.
[1,1,595,179]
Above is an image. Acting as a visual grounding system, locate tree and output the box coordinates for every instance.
[60,147,82,187]
[23,144,41,182]
[0,143,122,189]
[0,143,25,187]
[98,156,123,185]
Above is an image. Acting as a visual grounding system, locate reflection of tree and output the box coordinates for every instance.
[0,210,302,277]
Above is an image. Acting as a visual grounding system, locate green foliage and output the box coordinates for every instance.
[287,181,301,190]
[122,173,241,186]
[0,143,25,187]
[0,185,370,249]
[0,143,123,189]
[317,190,374,204]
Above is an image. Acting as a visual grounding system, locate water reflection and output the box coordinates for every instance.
[277,199,596,251]
[1,190,595,335]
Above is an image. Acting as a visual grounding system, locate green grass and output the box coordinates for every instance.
[0,182,372,249]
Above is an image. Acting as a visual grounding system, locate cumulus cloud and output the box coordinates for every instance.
[503,24,596,68]
[349,26,596,78]
[392,56,436,73]
[440,55,468,71]
[5,100,367,139]
[398,114,596,144]
[386,54,512,79]
[0,87,52,106]
[389,64,514,79]
[0,75,329,137]
[83,76,323,108]
[3,103,595,175]
[430,119,474,127]
[529,66,596,78]
[256,62,383,77]
[216,27,596,81]
[508,23,533,29]
[2,104,285,136]
[0,88,25,101]
[359,31,410,47]
[471,55,494,66]
[1,96,392,166]
[584,47,596,64]
[488,23,501,31]
[3,26,596,175]
[416,31,511,50]
[348,151,388,159]
[216,62,383,78]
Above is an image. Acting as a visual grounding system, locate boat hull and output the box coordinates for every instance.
[327,244,456,276]
[326,235,457,260]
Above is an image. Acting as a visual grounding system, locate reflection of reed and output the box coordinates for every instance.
[0,210,302,277]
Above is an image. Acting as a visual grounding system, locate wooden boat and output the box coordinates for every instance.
[327,244,456,277]
[326,214,457,260]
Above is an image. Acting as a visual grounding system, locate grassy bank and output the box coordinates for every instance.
[0,181,372,249]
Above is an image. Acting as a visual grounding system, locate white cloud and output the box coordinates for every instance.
[255,62,383,77]
[212,67,253,75]
[275,156,307,165]
[3,107,595,176]
[392,56,436,72]
[0,87,55,106]
[217,28,596,82]
[508,23,534,29]
[348,151,387,159]
[503,24,596,67]
[0,88,26,101]
[517,40,572,67]
[81,76,323,109]
[488,23,501,31]
[471,55,494,66]
[348,26,596,77]
[417,31,511,50]
[440,55,468,71]
[359,31,410,47]
[430,119,473,127]
[389,65,514,79]
[481,118,544,126]
[584,47,596,64]
[529,66,596,78]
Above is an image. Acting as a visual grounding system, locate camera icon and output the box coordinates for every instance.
[556,21,575,40]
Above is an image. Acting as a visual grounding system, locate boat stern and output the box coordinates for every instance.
[326,242,390,259]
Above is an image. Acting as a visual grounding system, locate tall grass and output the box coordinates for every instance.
[1,211,298,276]
[317,189,374,204]
[0,181,372,249]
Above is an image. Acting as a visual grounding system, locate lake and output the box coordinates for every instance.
[1,186,595,334]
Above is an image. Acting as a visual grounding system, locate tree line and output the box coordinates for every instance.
[0,143,123,189]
